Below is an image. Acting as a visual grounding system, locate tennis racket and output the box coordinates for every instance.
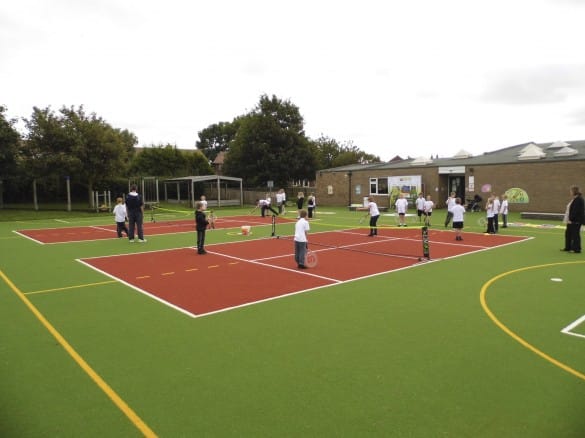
[304,249,318,268]
[207,210,216,229]
[359,212,369,224]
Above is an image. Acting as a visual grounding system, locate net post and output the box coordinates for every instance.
[271,214,276,237]
[420,226,431,261]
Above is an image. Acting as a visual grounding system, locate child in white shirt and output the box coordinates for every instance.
[113,197,129,238]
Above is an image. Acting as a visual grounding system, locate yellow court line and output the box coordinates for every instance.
[0,269,158,437]
[480,261,585,382]
[25,280,117,295]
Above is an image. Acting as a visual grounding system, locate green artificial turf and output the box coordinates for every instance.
[0,205,584,437]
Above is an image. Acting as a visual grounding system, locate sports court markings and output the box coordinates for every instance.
[14,215,286,244]
[0,269,158,437]
[480,261,585,382]
[75,229,529,319]
[561,314,585,339]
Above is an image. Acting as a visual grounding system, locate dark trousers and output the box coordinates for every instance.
[197,229,206,252]
[486,217,495,234]
[493,214,499,232]
[369,215,380,235]
[564,223,582,252]
[308,206,315,218]
[261,205,279,217]
[116,221,129,238]
[295,240,307,266]
[444,211,453,227]
[128,211,144,240]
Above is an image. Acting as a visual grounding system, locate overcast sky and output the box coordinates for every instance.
[2,0,585,161]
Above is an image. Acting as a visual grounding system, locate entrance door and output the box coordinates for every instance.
[448,176,465,203]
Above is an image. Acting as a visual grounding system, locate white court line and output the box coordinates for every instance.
[90,226,116,233]
[11,230,46,245]
[561,314,585,339]
[207,250,343,284]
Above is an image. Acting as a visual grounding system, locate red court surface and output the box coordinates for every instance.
[79,228,529,318]
[15,215,281,244]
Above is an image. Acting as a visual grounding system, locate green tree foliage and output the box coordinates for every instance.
[0,105,20,178]
[223,95,316,187]
[310,136,381,169]
[130,145,213,177]
[310,135,342,169]
[196,120,240,163]
[331,141,380,167]
[22,105,137,205]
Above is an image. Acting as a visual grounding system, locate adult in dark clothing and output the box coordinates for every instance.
[307,193,316,218]
[125,184,146,242]
[195,201,209,254]
[296,192,305,218]
[562,185,585,254]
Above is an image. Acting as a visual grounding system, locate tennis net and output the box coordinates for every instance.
[276,225,429,260]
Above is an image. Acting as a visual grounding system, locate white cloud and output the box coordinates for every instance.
[2,0,585,162]
[481,65,585,105]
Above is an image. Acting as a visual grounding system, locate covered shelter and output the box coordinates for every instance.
[163,175,243,208]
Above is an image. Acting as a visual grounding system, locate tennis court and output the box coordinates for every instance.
[79,227,529,317]
[3,207,584,437]
[15,214,284,244]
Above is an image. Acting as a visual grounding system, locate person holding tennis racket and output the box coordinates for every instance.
[358,196,380,236]
[294,210,310,269]
[195,201,209,254]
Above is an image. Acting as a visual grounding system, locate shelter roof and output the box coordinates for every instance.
[318,140,585,173]
[164,175,242,183]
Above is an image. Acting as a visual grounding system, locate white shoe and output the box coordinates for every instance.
[129,239,135,243]
[138,239,147,243]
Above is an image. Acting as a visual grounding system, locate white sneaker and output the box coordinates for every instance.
[129,239,135,243]
[138,239,147,243]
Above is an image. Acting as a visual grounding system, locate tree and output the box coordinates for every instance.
[0,105,21,205]
[310,135,342,169]
[331,141,381,167]
[196,120,240,163]
[129,145,213,177]
[310,136,381,169]
[22,105,137,206]
[0,105,20,178]
[223,95,316,186]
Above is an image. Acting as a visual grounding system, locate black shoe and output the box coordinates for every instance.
[561,248,570,252]
[298,264,307,269]
[573,250,581,254]
[198,250,207,254]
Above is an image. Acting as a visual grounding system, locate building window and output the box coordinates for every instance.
[369,177,389,195]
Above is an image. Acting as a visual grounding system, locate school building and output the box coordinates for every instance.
[315,140,585,214]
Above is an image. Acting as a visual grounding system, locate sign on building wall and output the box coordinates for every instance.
[505,187,530,203]
[388,175,422,206]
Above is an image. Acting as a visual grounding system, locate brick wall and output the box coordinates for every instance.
[315,160,585,213]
